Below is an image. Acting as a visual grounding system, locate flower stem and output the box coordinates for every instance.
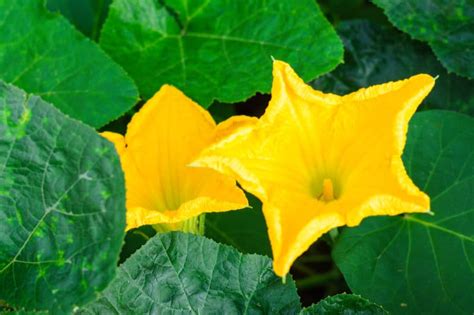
[153,214,206,235]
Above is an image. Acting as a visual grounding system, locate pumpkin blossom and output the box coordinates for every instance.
[192,60,435,276]
[102,85,248,232]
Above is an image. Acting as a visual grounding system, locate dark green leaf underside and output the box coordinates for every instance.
[80,232,301,314]
[0,0,138,127]
[333,110,474,314]
[0,82,126,313]
[100,0,343,106]
[312,20,474,115]
[372,0,474,78]
[300,293,387,315]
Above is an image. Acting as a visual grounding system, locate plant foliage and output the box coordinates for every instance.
[0,0,472,313]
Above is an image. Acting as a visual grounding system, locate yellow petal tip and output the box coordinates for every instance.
[409,73,436,90]
[272,59,287,67]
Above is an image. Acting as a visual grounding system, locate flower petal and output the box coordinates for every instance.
[194,115,310,202]
[193,60,435,277]
[104,85,247,230]
[263,190,345,276]
[101,131,126,156]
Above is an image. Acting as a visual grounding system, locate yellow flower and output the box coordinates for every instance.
[102,85,248,232]
[192,60,435,276]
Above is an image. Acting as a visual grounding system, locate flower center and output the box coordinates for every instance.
[320,178,334,202]
[310,176,340,202]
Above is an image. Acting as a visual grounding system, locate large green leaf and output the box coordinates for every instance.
[47,0,112,40]
[0,82,126,313]
[333,111,474,314]
[312,20,474,115]
[100,0,343,107]
[205,193,272,257]
[371,0,474,79]
[80,232,301,314]
[300,294,387,315]
[0,310,48,315]
[0,0,138,128]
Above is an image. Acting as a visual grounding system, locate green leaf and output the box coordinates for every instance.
[208,102,237,124]
[0,82,126,313]
[312,20,474,115]
[0,310,48,315]
[46,0,112,40]
[333,110,474,314]
[100,0,343,107]
[205,193,272,257]
[79,232,301,314]
[371,0,474,79]
[318,0,389,24]
[300,294,388,315]
[0,0,139,128]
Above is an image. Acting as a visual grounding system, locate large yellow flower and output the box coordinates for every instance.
[192,60,435,276]
[102,85,247,231]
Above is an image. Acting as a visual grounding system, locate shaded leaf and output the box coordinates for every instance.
[0,0,138,128]
[312,20,474,115]
[208,102,237,124]
[205,194,272,257]
[100,0,343,106]
[119,225,156,264]
[300,293,387,315]
[80,232,301,314]
[0,82,126,313]
[333,110,474,314]
[47,0,112,40]
[371,0,474,78]
[318,0,389,25]
[0,310,48,315]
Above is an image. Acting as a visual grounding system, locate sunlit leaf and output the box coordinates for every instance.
[0,0,138,128]
[100,0,343,106]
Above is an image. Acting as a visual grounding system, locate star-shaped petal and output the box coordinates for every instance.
[192,60,435,276]
[102,85,248,231]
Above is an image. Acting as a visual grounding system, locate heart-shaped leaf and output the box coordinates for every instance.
[100,0,343,106]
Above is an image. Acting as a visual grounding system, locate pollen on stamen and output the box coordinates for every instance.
[321,178,334,202]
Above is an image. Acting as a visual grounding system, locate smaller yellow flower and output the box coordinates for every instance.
[102,85,248,231]
[193,60,435,277]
